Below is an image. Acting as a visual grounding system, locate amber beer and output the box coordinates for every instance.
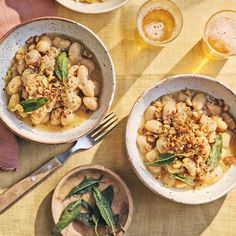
[203,10,236,60]
[136,0,183,47]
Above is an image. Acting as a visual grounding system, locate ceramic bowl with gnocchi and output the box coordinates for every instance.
[126,74,236,204]
[0,17,115,144]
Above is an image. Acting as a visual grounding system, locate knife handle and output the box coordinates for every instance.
[0,157,62,214]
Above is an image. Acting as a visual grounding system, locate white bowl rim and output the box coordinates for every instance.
[125,73,236,205]
[55,0,129,14]
[0,16,116,144]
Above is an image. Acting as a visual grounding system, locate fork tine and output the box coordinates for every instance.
[91,118,118,139]
[91,112,116,135]
[92,119,119,143]
[104,112,114,120]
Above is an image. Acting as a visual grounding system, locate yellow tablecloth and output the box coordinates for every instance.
[1,0,236,235]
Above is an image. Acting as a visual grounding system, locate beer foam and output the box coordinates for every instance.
[137,3,177,43]
[206,17,236,54]
[143,21,165,41]
[138,4,161,19]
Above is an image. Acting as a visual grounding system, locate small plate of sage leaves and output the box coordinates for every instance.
[51,164,133,236]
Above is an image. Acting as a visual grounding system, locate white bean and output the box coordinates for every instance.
[48,47,59,58]
[162,101,176,117]
[53,37,71,49]
[183,158,197,177]
[22,68,34,77]
[36,36,51,53]
[221,132,232,148]
[222,113,236,130]
[137,135,150,154]
[147,166,161,175]
[213,116,228,132]
[165,164,183,174]
[77,65,89,81]
[50,108,62,126]
[207,132,216,143]
[79,80,95,97]
[177,92,188,102]
[8,94,20,112]
[67,76,80,90]
[161,95,174,105]
[162,174,175,187]
[83,97,98,111]
[200,114,217,133]
[41,113,50,123]
[61,109,75,126]
[156,137,166,153]
[17,58,25,75]
[68,65,80,77]
[31,109,48,125]
[207,103,222,116]
[68,42,82,65]
[25,49,41,65]
[64,91,82,112]
[205,166,223,184]
[7,76,22,95]
[19,112,28,118]
[146,149,159,162]
[144,106,156,121]
[192,93,206,110]
[145,120,162,133]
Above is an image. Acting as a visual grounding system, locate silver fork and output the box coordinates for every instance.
[0,112,118,214]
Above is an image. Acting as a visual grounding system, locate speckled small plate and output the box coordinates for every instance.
[52,164,133,236]
[55,0,129,14]
[0,17,115,144]
[126,74,236,204]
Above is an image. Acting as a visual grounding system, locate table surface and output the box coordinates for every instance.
[1,0,236,235]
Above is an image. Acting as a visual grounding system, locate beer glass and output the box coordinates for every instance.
[136,0,183,47]
[203,10,236,60]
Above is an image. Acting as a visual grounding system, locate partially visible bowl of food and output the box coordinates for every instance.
[0,17,115,144]
[126,74,236,204]
[55,0,129,14]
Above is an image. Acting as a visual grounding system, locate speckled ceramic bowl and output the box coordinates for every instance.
[55,0,129,14]
[126,74,236,204]
[0,17,115,144]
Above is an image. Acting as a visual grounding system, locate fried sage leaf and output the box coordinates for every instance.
[207,135,223,171]
[92,187,116,235]
[101,185,114,205]
[52,200,81,235]
[148,152,195,167]
[55,52,69,80]
[67,175,103,197]
[20,97,48,112]
[93,185,115,225]
[170,173,194,186]
[148,152,176,167]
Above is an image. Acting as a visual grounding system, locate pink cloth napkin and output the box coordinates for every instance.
[0,0,55,170]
